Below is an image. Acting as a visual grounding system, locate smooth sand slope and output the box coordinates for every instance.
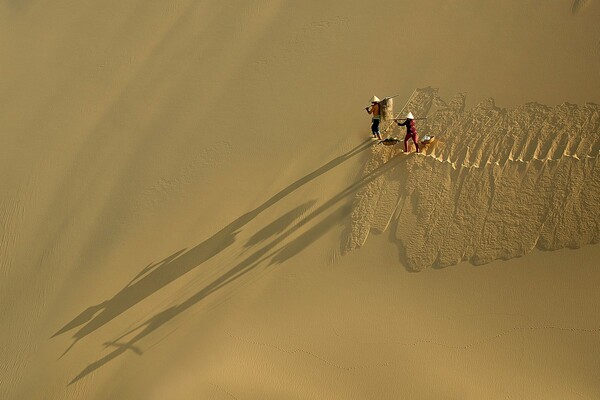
[1,1,599,399]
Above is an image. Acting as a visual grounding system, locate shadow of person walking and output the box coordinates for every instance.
[53,140,373,353]
[68,147,402,384]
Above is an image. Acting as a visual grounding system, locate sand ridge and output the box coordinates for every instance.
[2,1,600,398]
[344,88,600,270]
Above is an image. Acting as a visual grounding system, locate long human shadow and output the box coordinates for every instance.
[53,140,372,350]
[244,201,317,249]
[69,146,403,385]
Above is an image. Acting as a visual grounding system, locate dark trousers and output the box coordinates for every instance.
[371,119,380,135]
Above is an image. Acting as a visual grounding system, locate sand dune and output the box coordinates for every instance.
[2,1,600,399]
[345,89,599,270]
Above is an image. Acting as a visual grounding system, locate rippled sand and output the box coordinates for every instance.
[1,1,599,399]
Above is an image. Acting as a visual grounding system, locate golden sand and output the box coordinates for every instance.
[1,1,599,399]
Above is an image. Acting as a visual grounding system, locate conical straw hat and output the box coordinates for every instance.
[406,112,414,119]
[370,96,380,103]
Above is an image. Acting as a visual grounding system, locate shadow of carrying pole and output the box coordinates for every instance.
[68,145,403,385]
[53,140,373,348]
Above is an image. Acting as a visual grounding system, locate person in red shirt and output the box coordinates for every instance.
[396,112,419,153]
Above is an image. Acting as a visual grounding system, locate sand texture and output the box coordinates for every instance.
[344,88,600,270]
[2,1,600,399]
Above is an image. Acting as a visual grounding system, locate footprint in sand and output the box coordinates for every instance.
[343,88,600,271]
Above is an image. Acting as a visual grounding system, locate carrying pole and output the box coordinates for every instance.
[381,89,418,136]
[396,89,417,116]
[363,94,400,109]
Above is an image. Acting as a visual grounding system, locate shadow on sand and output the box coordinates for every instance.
[67,142,404,384]
[54,140,372,352]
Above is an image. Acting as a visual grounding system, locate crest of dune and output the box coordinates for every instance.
[1,1,599,399]
[344,88,600,270]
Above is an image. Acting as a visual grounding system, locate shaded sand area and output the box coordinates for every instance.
[1,1,600,399]
[345,88,600,270]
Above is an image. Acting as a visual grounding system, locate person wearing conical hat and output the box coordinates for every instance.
[365,96,382,140]
[395,112,420,153]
